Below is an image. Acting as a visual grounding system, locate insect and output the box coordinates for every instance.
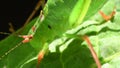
[0,0,112,68]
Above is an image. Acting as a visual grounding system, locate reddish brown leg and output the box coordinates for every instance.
[18,0,45,34]
[99,7,116,21]
[23,0,45,28]
[83,35,101,68]
[37,51,45,68]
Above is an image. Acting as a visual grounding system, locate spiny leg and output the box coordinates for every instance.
[18,0,46,34]
[83,35,101,68]
[23,0,45,27]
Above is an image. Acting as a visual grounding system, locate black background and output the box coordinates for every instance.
[0,0,41,40]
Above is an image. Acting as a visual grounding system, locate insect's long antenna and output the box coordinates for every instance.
[0,32,22,38]
[0,42,23,60]
[0,32,11,35]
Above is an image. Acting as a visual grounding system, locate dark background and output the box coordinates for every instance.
[0,0,41,40]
